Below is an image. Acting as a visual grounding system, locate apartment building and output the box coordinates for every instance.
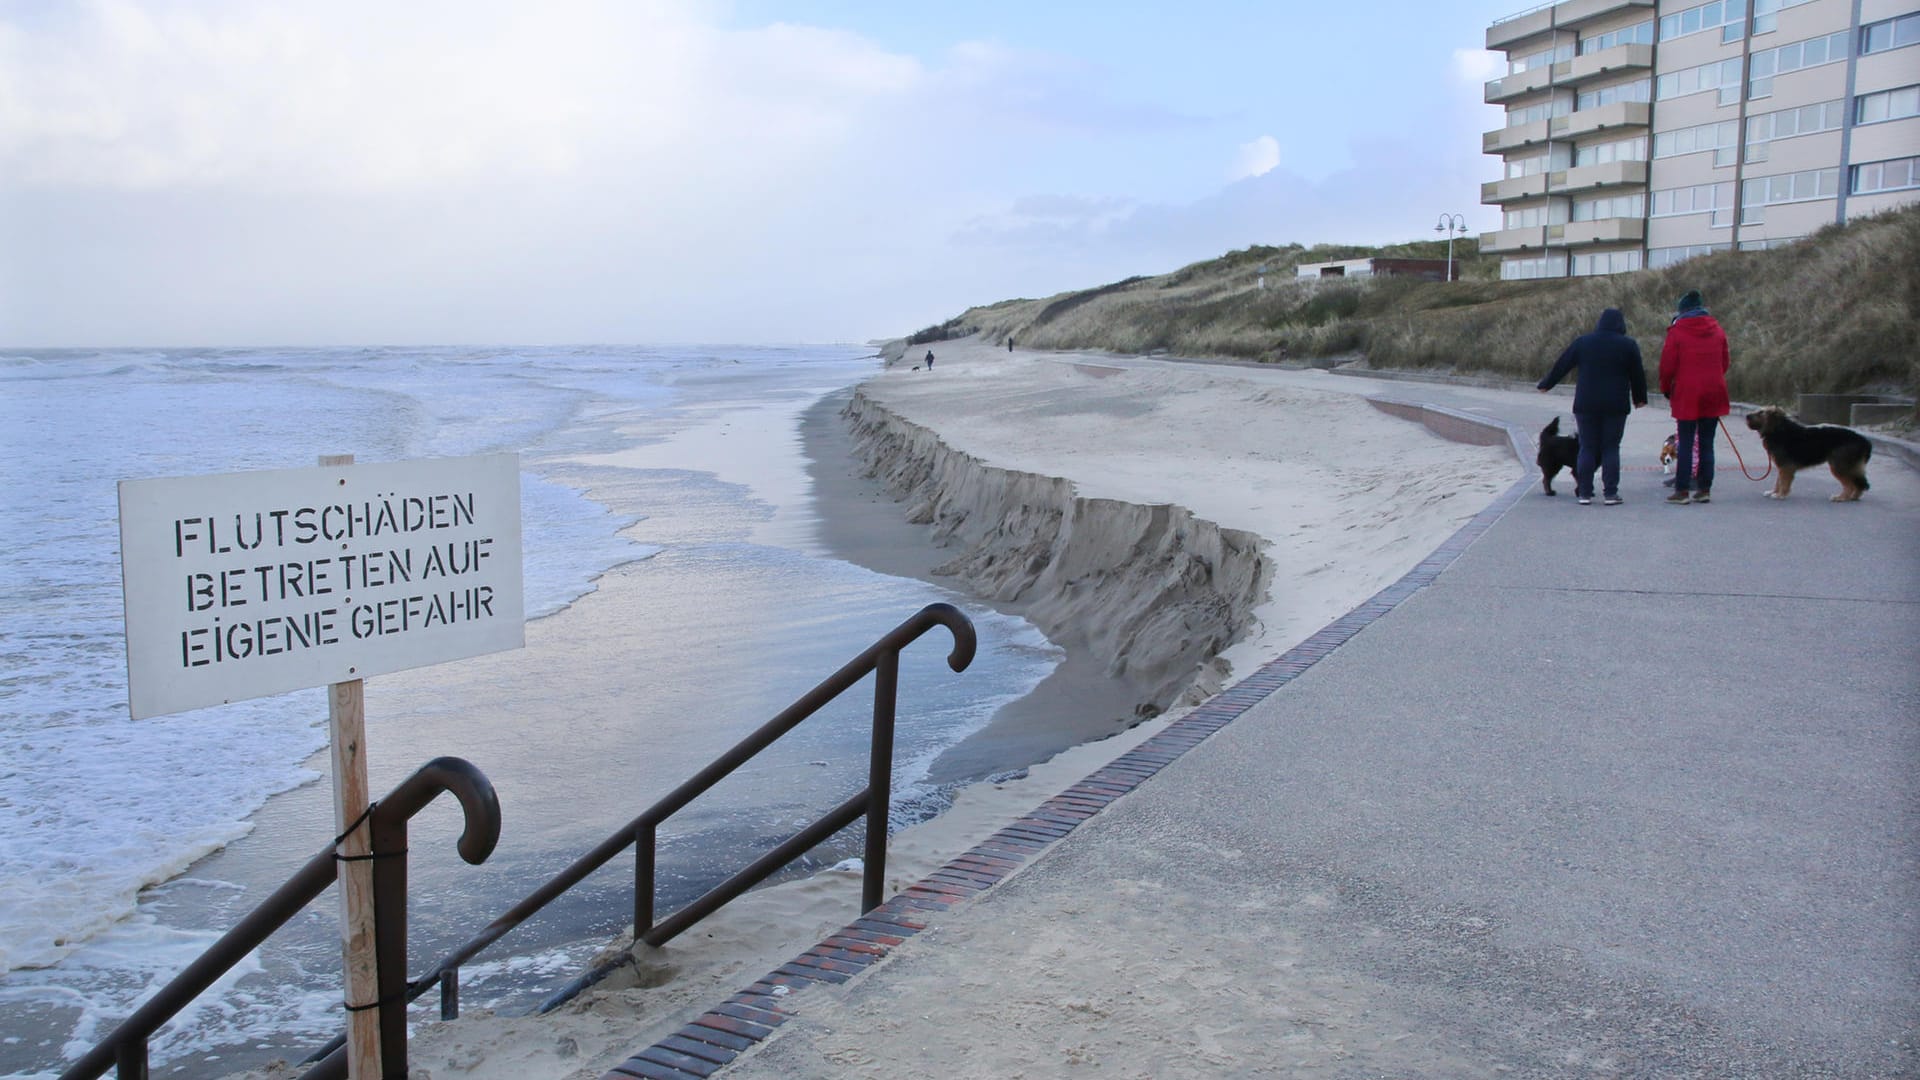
[1482,0,1920,279]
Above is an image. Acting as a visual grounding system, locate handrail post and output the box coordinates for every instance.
[370,799,410,1077]
[635,823,657,941]
[61,758,496,1080]
[307,604,974,1046]
[114,1040,146,1080]
[862,648,900,912]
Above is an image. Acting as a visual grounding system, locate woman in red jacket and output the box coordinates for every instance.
[1658,289,1731,504]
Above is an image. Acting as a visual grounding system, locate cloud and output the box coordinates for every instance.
[0,3,1507,347]
[1228,135,1281,182]
[1451,47,1505,85]
[0,1,1204,344]
[0,0,927,194]
[956,132,1495,269]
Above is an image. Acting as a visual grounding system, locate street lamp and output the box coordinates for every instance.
[1435,213,1469,282]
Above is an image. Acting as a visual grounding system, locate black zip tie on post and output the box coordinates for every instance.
[342,989,411,1013]
[332,799,378,848]
[330,799,402,861]
[334,849,406,862]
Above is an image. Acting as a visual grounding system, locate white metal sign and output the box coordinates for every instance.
[118,453,525,719]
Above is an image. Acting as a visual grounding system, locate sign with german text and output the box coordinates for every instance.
[118,454,524,719]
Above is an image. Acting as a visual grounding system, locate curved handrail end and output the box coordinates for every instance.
[919,602,977,672]
[377,756,502,865]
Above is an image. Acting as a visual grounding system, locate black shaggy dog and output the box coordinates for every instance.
[1744,406,1873,501]
[1536,416,1581,495]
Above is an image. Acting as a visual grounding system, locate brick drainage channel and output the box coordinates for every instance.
[601,408,1534,1080]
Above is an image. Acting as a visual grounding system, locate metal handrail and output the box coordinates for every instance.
[388,602,974,1026]
[60,757,500,1080]
[1493,0,1558,25]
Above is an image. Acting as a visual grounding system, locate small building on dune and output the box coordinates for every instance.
[1294,257,1458,281]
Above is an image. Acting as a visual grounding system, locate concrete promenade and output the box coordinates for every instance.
[606,372,1920,1079]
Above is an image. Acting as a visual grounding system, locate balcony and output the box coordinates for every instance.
[1559,159,1648,193]
[1485,104,1648,154]
[1482,161,1645,204]
[1485,65,1554,104]
[1561,43,1653,87]
[1486,43,1653,104]
[1480,216,1645,252]
[1485,116,1552,154]
[1488,0,1656,49]
[1483,173,1550,203]
[1556,100,1651,140]
[1480,226,1551,253]
[1563,217,1646,245]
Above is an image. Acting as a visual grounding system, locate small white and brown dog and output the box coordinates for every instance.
[1660,434,1678,475]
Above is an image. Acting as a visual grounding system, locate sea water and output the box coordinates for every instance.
[0,345,1059,1077]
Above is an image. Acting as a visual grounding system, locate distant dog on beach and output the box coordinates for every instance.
[1744,406,1872,501]
[1536,416,1581,495]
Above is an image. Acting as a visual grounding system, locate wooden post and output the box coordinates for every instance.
[323,453,381,1080]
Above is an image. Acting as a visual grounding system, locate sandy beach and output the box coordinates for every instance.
[230,337,1519,1079]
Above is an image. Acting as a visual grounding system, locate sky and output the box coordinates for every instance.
[0,0,1529,347]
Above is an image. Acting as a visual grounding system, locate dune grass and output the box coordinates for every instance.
[909,203,1920,408]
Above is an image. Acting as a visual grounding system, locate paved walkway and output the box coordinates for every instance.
[603,373,1920,1079]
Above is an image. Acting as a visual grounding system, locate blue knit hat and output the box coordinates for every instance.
[1676,289,1705,313]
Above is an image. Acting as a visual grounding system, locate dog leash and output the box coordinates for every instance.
[1721,417,1772,481]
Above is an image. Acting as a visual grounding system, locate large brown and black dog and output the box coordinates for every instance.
[1744,406,1873,501]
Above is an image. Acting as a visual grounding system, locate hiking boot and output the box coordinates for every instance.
[1603,495,1622,505]
[1666,490,1691,504]
[1691,490,1711,503]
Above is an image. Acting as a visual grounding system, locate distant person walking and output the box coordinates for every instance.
[1658,289,1732,504]
[1537,307,1648,505]
[1008,337,1015,352]
[925,349,934,370]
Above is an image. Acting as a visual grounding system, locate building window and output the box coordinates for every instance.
[1741,167,1840,222]
[1657,58,1743,100]
[1653,121,1738,159]
[1745,99,1845,144]
[1651,181,1737,219]
[1571,250,1643,277]
[1504,203,1569,229]
[1510,41,1576,74]
[1501,255,1568,280]
[1575,135,1648,167]
[1577,78,1651,111]
[1507,97,1571,127]
[1751,0,1816,35]
[1856,85,1920,125]
[1581,21,1655,54]
[1748,30,1851,98]
[1648,243,1732,268]
[1660,0,1747,42]
[1862,12,1920,54]
[1851,156,1920,195]
[1572,193,1645,221]
[1506,147,1571,178]
[1738,236,1804,251]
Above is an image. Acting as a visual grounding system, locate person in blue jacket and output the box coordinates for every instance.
[1536,307,1649,505]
